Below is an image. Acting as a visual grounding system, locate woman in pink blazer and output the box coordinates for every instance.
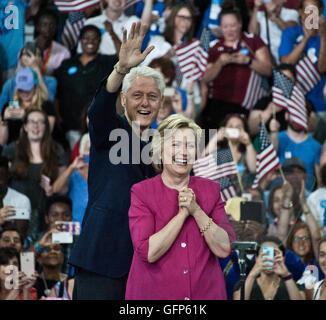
[126,114,236,300]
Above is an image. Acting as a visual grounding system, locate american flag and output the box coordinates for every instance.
[175,38,208,81]
[54,0,100,12]
[61,11,86,51]
[272,69,307,131]
[193,148,238,201]
[251,122,280,189]
[295,55,321,95]
[239,40,269,110]
[125,0,142,8]
[241,71,269,110]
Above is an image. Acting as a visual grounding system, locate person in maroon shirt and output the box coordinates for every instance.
[200,4,272,135]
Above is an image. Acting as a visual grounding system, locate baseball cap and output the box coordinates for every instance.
[15,68,38,91]
[282,157,306,173]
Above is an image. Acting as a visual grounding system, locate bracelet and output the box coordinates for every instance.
[270,130,278,133]
[113,63,130,76]
[282,201,293,209]
[247,57,252,66]
[282,273,293,281]
[200,218,213,236]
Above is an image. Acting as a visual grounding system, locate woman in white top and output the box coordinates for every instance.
[248,0,299,64]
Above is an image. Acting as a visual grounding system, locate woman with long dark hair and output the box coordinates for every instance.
[1,109,68,237]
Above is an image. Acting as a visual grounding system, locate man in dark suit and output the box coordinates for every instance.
[69,22,165,299]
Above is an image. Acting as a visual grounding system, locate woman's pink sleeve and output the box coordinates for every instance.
[128,184,155,262]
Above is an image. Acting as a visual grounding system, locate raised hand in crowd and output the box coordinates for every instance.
[0,206,15,225]
[37,227,60,252]
[104,20,121,54]
[272,248,305,300]
[318,15,326,36]
[204,127,226,155]
[106,22,154,93]
[238,129,252,147]
[269,117,280,150]
[3,107,26,121]
[118,22,153,72]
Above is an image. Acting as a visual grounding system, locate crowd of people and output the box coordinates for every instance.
[0,0,326,300]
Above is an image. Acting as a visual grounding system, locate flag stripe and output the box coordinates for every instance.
[55,0,100,12]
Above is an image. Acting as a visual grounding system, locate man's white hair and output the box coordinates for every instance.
[121,66,165,97]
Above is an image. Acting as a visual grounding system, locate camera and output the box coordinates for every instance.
[231,241,259,253]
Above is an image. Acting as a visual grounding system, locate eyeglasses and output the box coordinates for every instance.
[176,15,192,21]
[293,236,311,242]
[27,119,46,126]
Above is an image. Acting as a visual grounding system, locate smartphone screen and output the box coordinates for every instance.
[8,101,19,108]
[262,246,274,270]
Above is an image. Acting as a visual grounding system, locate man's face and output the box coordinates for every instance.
[45,202,72,229]
[120,76,162,132]
[285,166,306,194]
[37,15,57,39]
[286,112,305,133]
[0,231,22,252]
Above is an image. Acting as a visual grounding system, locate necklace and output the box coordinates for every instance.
[41,273,51,297]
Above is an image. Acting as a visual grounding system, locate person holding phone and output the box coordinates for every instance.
[1,109,68,237]
[0,247,37,300]
[0,67,56,147]
[0,42,57,114]
[248,0,299,64]
[279,0,326,116]
[205,114,257,174]
[201,2,272,131]
[233,236,305,300]
[52,133,90,225]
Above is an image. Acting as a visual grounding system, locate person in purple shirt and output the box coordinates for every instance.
[126,114,236,300]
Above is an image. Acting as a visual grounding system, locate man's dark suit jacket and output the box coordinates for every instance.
[68,79,156,278]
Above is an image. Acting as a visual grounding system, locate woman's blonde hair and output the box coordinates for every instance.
[151,114,202,172]
[13,83,48,110]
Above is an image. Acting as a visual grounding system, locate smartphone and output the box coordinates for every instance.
[240,201,266,224]
[262,246,274,270]
[40,175,51,190]
[23,42,37,57]
[52,232,73,244]
[225,128,240,139]
[9,207,30,220]
[164,87,175,97]
[8,101,19,109]
[241,193,252,201]
[55,221,80,235]
[20,252,35,278]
